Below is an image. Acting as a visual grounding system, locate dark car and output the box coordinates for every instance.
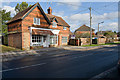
[118,60,120,73]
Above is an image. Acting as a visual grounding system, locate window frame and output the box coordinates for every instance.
[62,36,68,43]
[33,17,40,25]
[63,26,67,30]
[52,22,57,28]
[50,35,57,45]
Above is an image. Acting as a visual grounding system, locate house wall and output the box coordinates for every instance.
[80,38,90,46]
[98,38,106,44]
[49,21,70,46]
[22,6,50,50]
[7,21,22,49]
[8,33,22,49]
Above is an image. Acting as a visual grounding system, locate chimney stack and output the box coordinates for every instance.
[47,7,52,14]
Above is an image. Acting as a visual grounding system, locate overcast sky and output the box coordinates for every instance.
[2,1,119,32]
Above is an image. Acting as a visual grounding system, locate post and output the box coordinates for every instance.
[98,23,99,44]
[78,38,79,46]
[89,7,92,45]
[97,21,104,44]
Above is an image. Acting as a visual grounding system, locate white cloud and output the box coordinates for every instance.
[98,22,118,32]
[53,11,64,17]
[92,12,118,23]
[105,22,118,31]
[62,11,118,32]
[2,6,16,17]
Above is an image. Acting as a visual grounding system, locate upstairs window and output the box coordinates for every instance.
[63,26,67,30]
[52,22,57,28]
[34,18,40,25]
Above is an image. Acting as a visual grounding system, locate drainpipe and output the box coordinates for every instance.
[57,34,58,46]
[30,27,32,46]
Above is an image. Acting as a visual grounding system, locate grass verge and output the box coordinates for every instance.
[1,45,22,53]
[82,42,120,47]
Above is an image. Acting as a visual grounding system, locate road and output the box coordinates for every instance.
[2,46,119,79]
[103,68,120,79]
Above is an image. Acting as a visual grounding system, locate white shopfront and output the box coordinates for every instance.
[30,27,60,47]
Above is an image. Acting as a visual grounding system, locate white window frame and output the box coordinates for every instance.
[33,17,40,25]
[63,26,67,30]
[52,22,57,28]
[32,35,42,46]
[62,36,68,43]
[50,35,57,45]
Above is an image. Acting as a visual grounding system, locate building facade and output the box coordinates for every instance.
[7,3,70,50]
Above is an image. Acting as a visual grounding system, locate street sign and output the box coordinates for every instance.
[70,35,75,39]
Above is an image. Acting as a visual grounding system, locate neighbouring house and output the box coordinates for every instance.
[6,3,70,50]
[69,25,95,46]
[96,31,118,43]
[74,24,95,38]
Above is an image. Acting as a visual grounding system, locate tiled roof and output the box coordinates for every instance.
[75,24,95,32]
[32,29,54,35]
[7,3,36,24]
[46,14,70,27]
[7,3,70,28]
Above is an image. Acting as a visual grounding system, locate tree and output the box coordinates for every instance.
[15,2,32,13]
[114,31,117,33]
[104,31,116,39]
[0,9,11,35]
[118,32,120,36]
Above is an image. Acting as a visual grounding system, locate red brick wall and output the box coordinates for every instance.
[7,21,22,49]
[21,6,50,50]
[49,20,70,46]
[8,21,22,32]
[8,33,22,49]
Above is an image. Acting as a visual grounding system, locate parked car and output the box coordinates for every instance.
[118,60,120,73]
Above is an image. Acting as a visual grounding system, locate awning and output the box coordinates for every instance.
[32,29,54,35]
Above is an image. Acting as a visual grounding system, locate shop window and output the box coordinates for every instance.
[32,35,42,43]
[50,35,57,44]
[62,36,68,43]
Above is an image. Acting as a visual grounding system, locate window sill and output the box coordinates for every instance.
[33,23,40,26]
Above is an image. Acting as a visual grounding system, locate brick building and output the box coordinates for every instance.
[7,3,70,50]
[74,24,95,35]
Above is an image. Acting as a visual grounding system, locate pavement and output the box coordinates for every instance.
[1,45,118,62]
[59,45,117,50]
[2,45,119,79]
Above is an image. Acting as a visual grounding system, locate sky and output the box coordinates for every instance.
[1,1,119,33]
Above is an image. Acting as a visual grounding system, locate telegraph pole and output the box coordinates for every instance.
[98,23,100,44]
[89,7,92,45]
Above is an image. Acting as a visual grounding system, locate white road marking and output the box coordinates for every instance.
[1,63,46,72]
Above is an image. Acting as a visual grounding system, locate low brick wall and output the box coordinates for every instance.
[98,38,106,44]
[80,38,90,46]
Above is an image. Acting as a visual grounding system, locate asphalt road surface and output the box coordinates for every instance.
[103,68,120,79]
[2,46,119,79]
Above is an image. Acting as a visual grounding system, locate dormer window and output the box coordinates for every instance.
[34,17,40,25]
[52,22,57,28]
[63,26,67,30]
